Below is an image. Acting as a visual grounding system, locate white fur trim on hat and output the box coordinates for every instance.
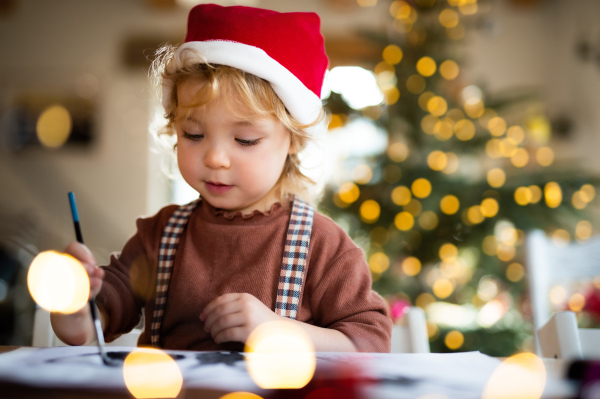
[162,41,325,128]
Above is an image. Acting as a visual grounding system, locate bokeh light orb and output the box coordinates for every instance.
[123,348,183,399]
[245,321,316,389]
[27,250,90,314]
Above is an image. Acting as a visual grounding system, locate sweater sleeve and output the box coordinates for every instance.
[96,205,177,342]
[303,213,393,353]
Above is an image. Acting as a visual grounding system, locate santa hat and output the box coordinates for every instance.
[163,4,329,127]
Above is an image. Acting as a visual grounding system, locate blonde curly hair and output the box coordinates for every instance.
[150,44,326,205]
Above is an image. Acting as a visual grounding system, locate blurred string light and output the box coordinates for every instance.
[325,66,383,109]
[36,104,72,149]
[482,353,546,399]
[123,348,183,399]
[220,393,263,399]
[27,251,90,314]
[245,321,316,389]
[544,182,562,208]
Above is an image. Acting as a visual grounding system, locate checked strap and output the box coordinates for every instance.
[274,197,314,319]
[150,199,201,347]
[149,196,313,348]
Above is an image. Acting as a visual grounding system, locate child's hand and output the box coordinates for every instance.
[64,241,104,298]
[200,293,282,344]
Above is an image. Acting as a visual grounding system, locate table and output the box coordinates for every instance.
[0,346,581,399]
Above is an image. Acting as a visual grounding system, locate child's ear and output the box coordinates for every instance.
[288,135,298,155]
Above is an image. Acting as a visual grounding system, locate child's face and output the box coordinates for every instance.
[174,78,291,213]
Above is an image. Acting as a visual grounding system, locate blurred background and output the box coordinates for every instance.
[1,0,599,354]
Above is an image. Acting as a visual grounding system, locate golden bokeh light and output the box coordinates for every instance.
[427,96,448,117]
[464,98,484,118]
[442,152,460,174]
[440,194,460,215]
[486,168,506,188]
[418,211,438,230]
[383,86,401,105]
[529,185,542,203]
[506,125,525,144]
[337,182,360,205]
[390,0,412,19]
[123,348,183,399]
[467,205,484,225]
[581,184,596,202]
[411,178,432,198]
[369,252,391,274]
[511,148,529,168]
[27,251,90,314]
[482,353,546,399]
[575,220,593,241]
[544,182,562,208]
[245,321,316,389]
[499,138,517,158]
[527,115,551,144]
[327,114,344,130]
[439,60,459,80]
[421,114,438,134]
[506,262,525,282]
[444,330,464,350]
[496,244,515,262]
[439,243,458,262]
[572,191,587,210]
[434,118,454,141]
[485,138,502,159]
[416,56,437,77]
[427,150,448,171]
[36,104,73,149]
[388,141,409,162]
[514,186,532,206]
[487,116,506,137]
[568,293,586,312]
[439,8,459,28]
[416,292,436,310]
[419,91,435,111]
[459,2,478,15]
[402,256,422,276]
[480,198,499,218]
[432,278,454,299]
[406,74,426,94]
[383,44,403,64]
[536,146,554,167]
[404,199,423,216]
[482,235,497,256]
[360,200,381,223]
[220,393,264,399]
[391,185,412,206]
[395,211,415,231]
[454,119,476,141]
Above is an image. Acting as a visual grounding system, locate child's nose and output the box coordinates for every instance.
[203,145,230,169]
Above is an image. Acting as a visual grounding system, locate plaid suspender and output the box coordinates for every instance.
[149,196,313,347]
[150,199,201,347]
[275,197,314,319]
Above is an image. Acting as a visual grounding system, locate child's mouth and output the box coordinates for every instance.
[205,181,233,194]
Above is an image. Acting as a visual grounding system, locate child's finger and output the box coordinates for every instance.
[64,241,96,269]
[202,298,243,331]
[200,293,240,321]
[207,312,245,340]
[212,326,246,344]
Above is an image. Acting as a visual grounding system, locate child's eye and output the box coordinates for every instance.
[183,132,204,141]
[236,138,261,147]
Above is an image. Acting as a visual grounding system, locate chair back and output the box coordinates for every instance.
[526,230,600,357]
[390,307,430,353]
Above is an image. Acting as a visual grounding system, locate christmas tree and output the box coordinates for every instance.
[319,0,600,356]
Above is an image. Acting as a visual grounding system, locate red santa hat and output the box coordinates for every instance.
[163,3,329,127]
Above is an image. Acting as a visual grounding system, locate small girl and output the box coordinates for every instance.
[51,3,392,353]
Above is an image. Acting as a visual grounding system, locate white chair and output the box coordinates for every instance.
[526,230,600,359]
[32,306,141,347]
[390,307,430,353]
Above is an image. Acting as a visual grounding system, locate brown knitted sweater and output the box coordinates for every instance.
[97,199,392,352]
